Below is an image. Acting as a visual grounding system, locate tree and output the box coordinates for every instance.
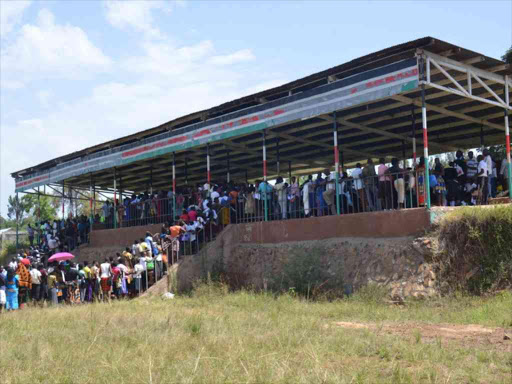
[21,194,58,224]
[502,46,512,65]
[7,195,30,229]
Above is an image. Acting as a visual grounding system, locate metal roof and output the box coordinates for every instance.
[12,36,511,195]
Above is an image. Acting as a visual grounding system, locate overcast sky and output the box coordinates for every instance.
[1,0,511,217]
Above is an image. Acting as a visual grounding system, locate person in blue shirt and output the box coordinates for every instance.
[258,181,273,218]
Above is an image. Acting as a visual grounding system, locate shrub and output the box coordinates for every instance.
[0,241,30,265]
[277,246,344,299]
[436,205,512,294]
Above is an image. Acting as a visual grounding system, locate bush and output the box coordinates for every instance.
[277,246,344,299]
[0,241,30,265]
[436,205,512,294]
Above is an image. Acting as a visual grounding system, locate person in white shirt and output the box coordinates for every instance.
[133,259,144,295]
[477,154,488,204]
[483,149,493,198]
[351,163,366,211]
[100,259,112,301]
[210,188,220,201]
[116,261,129,297]
[301,177,312,217]
[30,265,42,303]
[274,176,288,219]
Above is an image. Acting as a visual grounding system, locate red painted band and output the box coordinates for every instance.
[334,146,339,164]
[263,160,267,176]
[422,129,428,150]
[506,135,511,157]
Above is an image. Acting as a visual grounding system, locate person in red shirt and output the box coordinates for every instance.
[188,208,197,222]
[179,209,189,223]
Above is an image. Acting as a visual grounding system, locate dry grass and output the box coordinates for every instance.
[1,285,512,383]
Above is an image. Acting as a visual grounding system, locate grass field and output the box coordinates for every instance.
[1,285,512,383]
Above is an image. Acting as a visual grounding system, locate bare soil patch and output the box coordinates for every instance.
[333,321,512,351]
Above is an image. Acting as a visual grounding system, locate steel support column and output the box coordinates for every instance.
[276,136,280,175]
[505,76,512,198]
[207,143,211,185]
[226,147,231,183]
[37,187,40,245]
[263,131,268,221]
[411,106,417,165]
[89,174,93,236]
[62,182,65,219]
[172,152,176,222]
[333,111,341,215]
[420,59,431,209]
[16,192,19,250]
[113,168,117,229]
[185,156,188,185]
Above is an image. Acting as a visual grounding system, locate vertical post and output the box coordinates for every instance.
[207,143,211,185]
[149,164,153,195]
[333,111,341,215]
[113,168,117,229]
[62,182,65,219]
[420,57,431,209]
[262,131,268,221]
[92,184,96,222]
[37,187,41,245]
[412,106,417,165]
[185,156,188,185]
[276,136,280,175]
[402,140,406,169]
[226,147,231,183]
[89,174,93,236]
[16,192,19,250]
[504,76,512,199]
[172,153,176,222]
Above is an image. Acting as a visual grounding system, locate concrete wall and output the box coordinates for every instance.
[237,208,430,244]
[90,224,162,248]
[89,208,430,248]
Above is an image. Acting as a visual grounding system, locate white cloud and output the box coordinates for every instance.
[1,9,112,85]
[209,49,255,66]
[104,0,182,38]
[1,3,286,217]
[0,0,32,38]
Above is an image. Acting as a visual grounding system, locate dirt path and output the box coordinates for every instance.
[333,321,512,351]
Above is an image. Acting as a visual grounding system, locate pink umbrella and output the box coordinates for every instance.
[21,258,31,266]
[48,252,75,263]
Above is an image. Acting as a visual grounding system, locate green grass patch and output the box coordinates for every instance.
[1,286,512,383]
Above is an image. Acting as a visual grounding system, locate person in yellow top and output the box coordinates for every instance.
[47,272,58,305]
[82,261,92,302]
[138,240,150,257]
[122,247,134,269]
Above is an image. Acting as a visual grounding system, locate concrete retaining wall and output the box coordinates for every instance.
[237,208,429,244]
[90,224,162,248]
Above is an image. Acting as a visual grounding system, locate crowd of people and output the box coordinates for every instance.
[0,225,188,312]
[29,215,91,252]
[94,148,509,230]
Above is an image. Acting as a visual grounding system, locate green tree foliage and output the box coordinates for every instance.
[502,46,512,64]
[6,194,58,228]
[7,195,30,228]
